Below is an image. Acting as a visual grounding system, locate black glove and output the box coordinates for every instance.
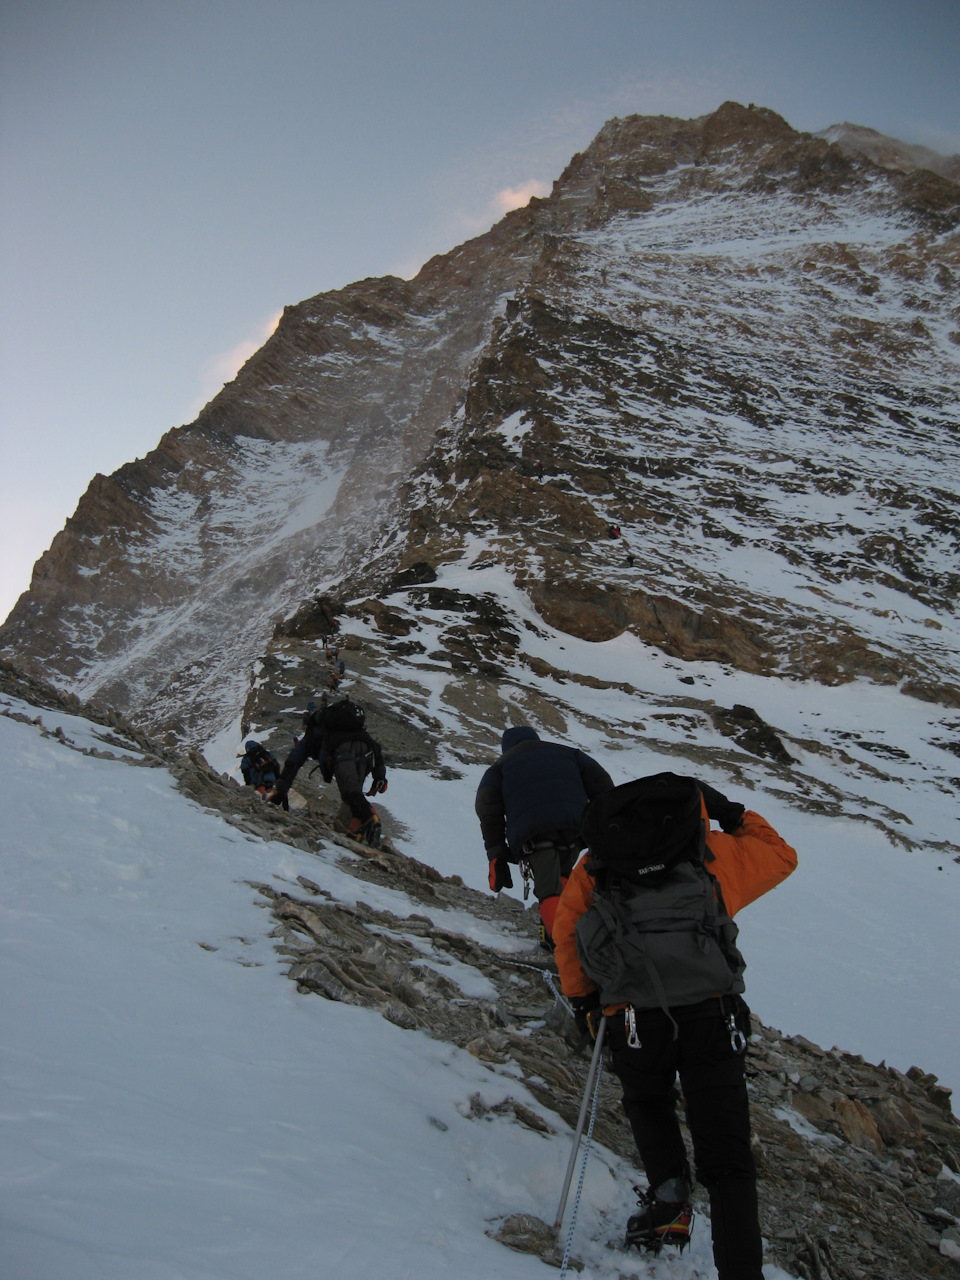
[488,858,513,892]
[697,781,745,833]
[570,990,602,1041]
[366,776,388,795]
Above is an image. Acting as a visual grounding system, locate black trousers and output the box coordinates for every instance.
[333,748,372,822]
[605,998,763,1280]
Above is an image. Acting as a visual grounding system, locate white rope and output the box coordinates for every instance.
[558,1047,605,1278]
[542,968,574,1016]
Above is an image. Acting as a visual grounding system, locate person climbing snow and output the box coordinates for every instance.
[239,740,280,794]
[269,698,387,846]
[552,773,797,1278]
[474,726,613,949]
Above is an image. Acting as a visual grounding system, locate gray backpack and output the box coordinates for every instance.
[575,773,746,1021]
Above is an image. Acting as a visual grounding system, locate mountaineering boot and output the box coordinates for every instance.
[625,1180,693,1253]
[360,809,382,849]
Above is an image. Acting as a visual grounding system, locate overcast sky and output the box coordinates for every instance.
[2,0,958,624]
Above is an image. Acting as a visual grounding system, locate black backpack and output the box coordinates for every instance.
[580,771,704,885]
[576,772,746,1018]
[321,698,365,734]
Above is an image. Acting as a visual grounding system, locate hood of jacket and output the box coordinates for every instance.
[501,726,540,753]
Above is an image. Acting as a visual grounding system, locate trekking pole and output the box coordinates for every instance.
[553,1016,606,1231]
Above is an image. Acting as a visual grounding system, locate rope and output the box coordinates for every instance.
[558,1047,605,1278]
[542,968,574,1016]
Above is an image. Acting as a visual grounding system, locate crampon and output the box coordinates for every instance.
[624,1185,693,1254]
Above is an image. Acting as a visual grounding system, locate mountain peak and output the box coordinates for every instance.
[2,103,958,752]
[817,120,960,181]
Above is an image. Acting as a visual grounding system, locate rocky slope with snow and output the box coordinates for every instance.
[4,108,960,1278]
[3,659,959,1279]
[3,102,959,752]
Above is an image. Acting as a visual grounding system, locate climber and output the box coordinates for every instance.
[269,698,387,846]
[239,740,281,794]
[553,774,797,1278]
[474,726,613,949]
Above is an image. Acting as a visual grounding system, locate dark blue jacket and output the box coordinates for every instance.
[475,727,613,861]
[240,745,280,789]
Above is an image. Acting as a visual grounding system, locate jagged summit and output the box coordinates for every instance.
[818,120,960,182]
[2,101,959,752]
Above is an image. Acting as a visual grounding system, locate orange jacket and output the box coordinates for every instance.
[553,802,797,1003]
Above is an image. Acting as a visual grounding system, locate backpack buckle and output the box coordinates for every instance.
[626,1007,642,1049]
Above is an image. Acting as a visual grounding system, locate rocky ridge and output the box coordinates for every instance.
[3,103,959,754]
[4,658,959,1279]
[818,123,960,183]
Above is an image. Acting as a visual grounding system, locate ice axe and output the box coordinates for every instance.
[553,1015,606,1232]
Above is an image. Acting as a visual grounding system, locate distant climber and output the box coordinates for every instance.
[337,658,346,677]
[269,698,387,846]
[608,523,621,539]
[475,726,613,949]
[239,740,281,795]
[327,671,340,693]
[553,774,797,1274]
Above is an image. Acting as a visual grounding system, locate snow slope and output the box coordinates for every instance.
[2,696,803,1280]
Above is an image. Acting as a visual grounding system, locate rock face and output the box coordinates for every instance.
[2,102,959,751]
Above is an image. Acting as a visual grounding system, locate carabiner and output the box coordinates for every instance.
[626,1007,642,1050]
[518,859,533,902]
[726,1012,747,1055]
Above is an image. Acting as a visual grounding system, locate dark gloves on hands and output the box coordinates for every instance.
[570,990,602,1042]
[367,776,388,795]
[488,858,513,892]
[697,781,745,833]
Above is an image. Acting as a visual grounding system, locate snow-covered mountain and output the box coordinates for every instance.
[3,102,960,1277]
[3,102,958,747]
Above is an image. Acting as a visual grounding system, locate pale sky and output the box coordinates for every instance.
[2,0,958,624]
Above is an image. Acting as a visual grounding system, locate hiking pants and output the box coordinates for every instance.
[605,997,762,1280]
[332,745,373,823]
